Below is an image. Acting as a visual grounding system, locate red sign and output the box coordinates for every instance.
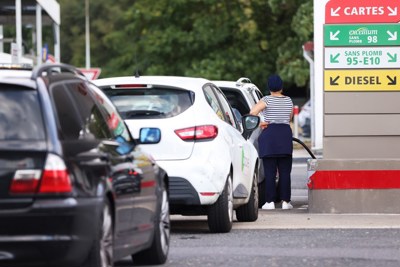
[325,0,400,24]
[78,68,101,80]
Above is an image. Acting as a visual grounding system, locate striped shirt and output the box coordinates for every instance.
[261,95,293,124]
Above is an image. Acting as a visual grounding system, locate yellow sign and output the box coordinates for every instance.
[324,69,400,91]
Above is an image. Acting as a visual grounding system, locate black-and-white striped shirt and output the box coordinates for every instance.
[261,95,293,124]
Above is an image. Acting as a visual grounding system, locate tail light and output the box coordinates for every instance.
[115,84,148,88]
[174,125,218,141]
[9,154,72,194]
[9,170,41,194]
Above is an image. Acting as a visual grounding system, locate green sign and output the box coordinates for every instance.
[324,47,400,69]
[324,24,400,47]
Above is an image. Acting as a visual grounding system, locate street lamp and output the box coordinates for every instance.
[85,0,90,69]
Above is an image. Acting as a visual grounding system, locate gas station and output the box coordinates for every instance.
[0,0,60,65]
[309,0,400,213]
[2,0,400,214]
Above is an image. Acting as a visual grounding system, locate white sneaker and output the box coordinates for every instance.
[262,202,275,210]
[282,201,293,210]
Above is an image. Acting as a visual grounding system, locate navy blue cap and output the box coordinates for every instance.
[267,74,283,92]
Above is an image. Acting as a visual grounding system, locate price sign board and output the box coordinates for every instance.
[325,47,400,69]
[325,0,400,24]
[324,24,400,46]
[324,69,400,91]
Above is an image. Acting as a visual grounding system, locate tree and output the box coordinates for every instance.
[59,0,313,91]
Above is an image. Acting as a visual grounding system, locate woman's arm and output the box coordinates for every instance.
[250,100,268,129]
[249,100,266,116]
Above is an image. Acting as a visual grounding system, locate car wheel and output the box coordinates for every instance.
[82,198,113,267]
[236,170,259,222]
[132,181,170,265]
[207,175,233,233]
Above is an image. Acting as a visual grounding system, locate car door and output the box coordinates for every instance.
[208,85,254,197]
[89,84,158,247]
[249,85,263,103]
[51,79,141,245]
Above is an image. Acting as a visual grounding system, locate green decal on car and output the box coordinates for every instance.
[241,148,244,172]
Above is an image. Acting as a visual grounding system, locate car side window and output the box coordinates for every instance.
[51,81,113,140]
[212,85,237,129]
[222,89,250,116]
[89,84,132,143]
[203,85,225,121]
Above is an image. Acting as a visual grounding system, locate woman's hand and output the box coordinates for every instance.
[260,121,268,129]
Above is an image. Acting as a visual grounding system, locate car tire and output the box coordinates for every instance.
[131,181,170,265]
[207,175,233,233]
[236,170,259,222]
[82,198,113,267]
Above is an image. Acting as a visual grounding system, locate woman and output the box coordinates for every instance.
[250,74,293,210]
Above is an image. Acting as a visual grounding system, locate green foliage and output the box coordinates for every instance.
[59,0,313,91]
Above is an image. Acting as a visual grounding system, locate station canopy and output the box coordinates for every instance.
[0,0,57,26]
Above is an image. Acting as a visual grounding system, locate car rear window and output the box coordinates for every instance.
[101,87,193,119]
[0,85,45,140]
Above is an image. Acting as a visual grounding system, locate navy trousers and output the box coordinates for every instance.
[262,156,292,203]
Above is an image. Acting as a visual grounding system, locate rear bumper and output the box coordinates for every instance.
[0,197,103,267]
[157,158,224,206]
[168,176,201,205]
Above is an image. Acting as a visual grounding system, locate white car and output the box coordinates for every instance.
[298,100,311,138]
[213,78,267,207]
[94,76,260,233]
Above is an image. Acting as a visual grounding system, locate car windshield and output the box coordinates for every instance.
[102,87,193,119]
[0,85,45,140]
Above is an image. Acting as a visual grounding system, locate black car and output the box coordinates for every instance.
[0,63,170,267]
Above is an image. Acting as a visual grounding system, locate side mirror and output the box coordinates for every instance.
[242,115,260,131]
[241,115,260,139]
[139,127,161,144]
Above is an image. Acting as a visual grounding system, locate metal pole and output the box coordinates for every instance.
[293,105,299,138]
[36,4,42,65]
[303,47,315,150]
[15,0,22,62]
[0,26,3,53]
[85,0,91,69]
[54,24,60,62]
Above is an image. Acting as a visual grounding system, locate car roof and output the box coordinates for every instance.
[0,69,32,78]
[213,79,260,91]
[94,76,212,91]
[0,69,36,88]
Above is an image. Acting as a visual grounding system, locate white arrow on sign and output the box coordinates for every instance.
[388,7,398,16]
[330,31,340,41]
[330,7,340,17]
[388,31,398,41]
